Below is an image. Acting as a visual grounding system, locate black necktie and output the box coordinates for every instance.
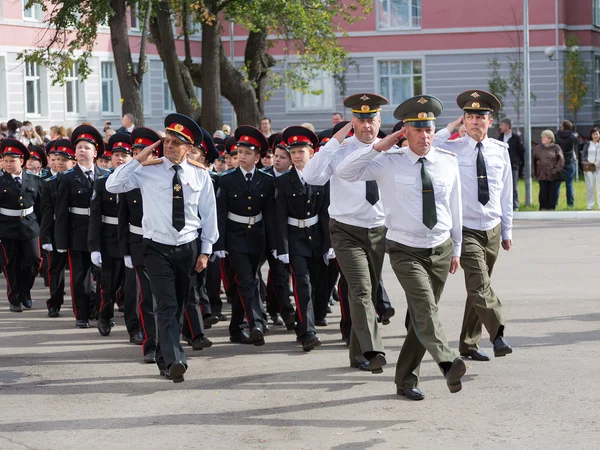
[365,180,379,205]
[172,165,185,231]
[15,177,22,188]
[246,172,252,189]
[85,170,94,188]
[419,157,437,230]
[476,142,490,205]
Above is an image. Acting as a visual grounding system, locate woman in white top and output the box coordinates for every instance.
[582,128,600,209]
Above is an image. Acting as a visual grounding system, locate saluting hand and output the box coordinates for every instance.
[134,140,161,163]
[332,121,354,144]
[373,130,404,153]
[446,116,463,133]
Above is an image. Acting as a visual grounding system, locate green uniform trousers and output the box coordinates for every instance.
[329,219,385,363]
[389,238,457,389]
[458,224,505,353]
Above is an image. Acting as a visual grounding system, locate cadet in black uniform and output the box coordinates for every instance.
[41,140,76,317]
[54,125,109,328]
[119,128,163,363]
[275,126,331,351]
[214,126,276,345]
[89,133,142,343]
[0,140,42,312]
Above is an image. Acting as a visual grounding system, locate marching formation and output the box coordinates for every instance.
[0,88,514,400]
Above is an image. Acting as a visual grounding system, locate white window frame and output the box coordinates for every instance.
[0,55,8,121]
[130,5,140,31]
[376,58,424,107]
[101,61,118,116]
[65,62,85,117]
[23,0,44,21]
[163,69,176,113]
[133,62,151,117]
[285,66,335,113]
[595,55,600,102]
[24,61,45,118]
[594,0,600,27]
[376,0,421,31]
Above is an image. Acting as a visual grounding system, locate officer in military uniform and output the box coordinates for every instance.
[89,133,143,343]
[107,114,218,383]
[433,90,513,360]
[0,140,42,312]
[338,95,467,400]
[41,140,76,317]
[303,94,388,374]
[55,125,110,328]
[214,126,276,346]
[275,126,331,351]
[118,127,163,363]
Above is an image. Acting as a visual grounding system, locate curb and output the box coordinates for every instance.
[514,211,600,220]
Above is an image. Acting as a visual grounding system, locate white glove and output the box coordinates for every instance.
[57,249,67,253]
[326,248,336,259]
[212,250,227,260]
[272,249,277,258]
[91,251,102,268]
[277,254,290,264]
[42,243,53,252]
[124,255,133,269]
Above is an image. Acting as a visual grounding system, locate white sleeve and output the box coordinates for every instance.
[302,138,340,186]
[198,172,219,254]
[106,159,141,193]
[337,145,385,182]
[500,154,513,241]
[433,128,452,148]
[450,161,463,257]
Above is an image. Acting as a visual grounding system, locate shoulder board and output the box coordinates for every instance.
[142,159,163,166]
[44,174,57,182]
[279,170,291,176]
[24,170,38,176]
[437,148,457,157]
[258,169,273,177]
[385,146,405,155]
[490,138,509,148]
[187,159,206,170]
[98,173,110,180]
[220,169,235,177]
[61,168,75,175]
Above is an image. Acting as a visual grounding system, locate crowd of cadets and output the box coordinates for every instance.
[0,88,514,399]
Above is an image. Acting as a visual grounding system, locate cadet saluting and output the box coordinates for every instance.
[106,113,218,383]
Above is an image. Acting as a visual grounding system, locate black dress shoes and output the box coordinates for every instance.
[166,361,186,383]
[10,304,23,313]
[493,336,513,357]
[143,351,156,364]
[315,318,328,327]
[22,298,33,309]
[350,354,386,374]
[203,314,219,329]
[443,357,467,393]
[284,315,296,331]
[230,330,253,344]
[76,319,90,328]
[97,318,113,336]
[216,314,228,322]
[460,349,490,361]
[380,307,395,325]
[301,334,322,352]
[250,324,265,346]
[271,314,284,326]
[48,308,60,318]
[129,330,144,345]
[397,387,425,401]
[191,335,213,350]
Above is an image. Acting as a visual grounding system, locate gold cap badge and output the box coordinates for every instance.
[471,92,480,98]
[359,95,370,101]
[417,112,428,119]
[361,104,370,112]
[472,102,480,108]
[174,124,184,132]
[417,97,428,105]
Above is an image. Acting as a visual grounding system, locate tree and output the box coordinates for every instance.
[560,36,588,131]
[487,57,508,125]
[19,0,152,126]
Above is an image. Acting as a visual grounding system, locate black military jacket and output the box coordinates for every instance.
[40,174,60,246]
[0,170,42,240]
[88,175,121,258]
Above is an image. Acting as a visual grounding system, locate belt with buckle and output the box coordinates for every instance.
[227,212,263,225]
[0,206,34,218]
[287,216,319,228]
[129,224,143,235]
[102,215,118,225]
[69,207,90,216]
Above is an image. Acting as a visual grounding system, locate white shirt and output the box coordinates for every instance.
[503,131,512,143]
[434,129,513,240]
[337,145,463,256]
[126,125,135,133]
[240,166,256,181]
[78,163,94,179]
[11,172,22,183]
[273,168,286,178]
[587,141,600,164]
[295,167,305,185]
[303,136,385,229]
[106,157,218,253]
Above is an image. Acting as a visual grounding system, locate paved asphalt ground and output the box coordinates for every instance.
[1,220,599,449]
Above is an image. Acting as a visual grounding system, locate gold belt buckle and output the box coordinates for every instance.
[248,216,256,225]
[20,208,26,218]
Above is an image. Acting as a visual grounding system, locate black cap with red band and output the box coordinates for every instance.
[71,124,105,157]
[52,139,76,160]
[29,145,48,168]
[108,133,133,155]
[130,127,163,157]
[0,139,29,161]
[234,125,268,153]
[164,113,203,146]
[282,126,318,149]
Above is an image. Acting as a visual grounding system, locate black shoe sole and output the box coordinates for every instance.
[302,338,322,352]
[460,352,490,362]
[250,328,265,346]
[494,346,513,357]
[369,354,387,372]
[168,362,186,383]
[76,322,90,328]
[192,340,213,351]
[350,361,384,374]
[381,307,395,325]
[446,358,467,393]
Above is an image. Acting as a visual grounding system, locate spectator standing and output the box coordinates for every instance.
[582,127,600,210]
[20,122,44,147]
[7,119,21,140]
[116,113,135,134]
[532,130,565,211]
[555,120,578,208]
[260,117,273,138]
[497,118,525,210]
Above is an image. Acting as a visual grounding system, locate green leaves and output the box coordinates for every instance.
[560,36,588,128]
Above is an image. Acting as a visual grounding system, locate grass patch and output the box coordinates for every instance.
[517,177,591,211]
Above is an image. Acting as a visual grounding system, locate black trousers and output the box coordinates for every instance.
[195,268,212,317]
[135,264,157,356]
[264,252,294,320]
[121,266,141,334]
[227,250,265,333]
[68,250,95,320]
[539,180,559,210]
[206,258,222,315]
[182,270,207,341]
[290,254,328,340]
[46,249,68,311]
[0,238,40,307]
[144,239,196,371]
[98,256,124,321]
[41,247,50,284]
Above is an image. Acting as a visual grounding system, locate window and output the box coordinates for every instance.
[130,5,139,31]
[163,70,175,112]
[0,56,7,119]
[101,62,115,113]
[595,0,600,27]
[595,56,600,102]
[378,60,422,105]
[65,63,82,115]
[23,1,43,21]
[286,69,334,112]
[377,0,421,30]
[25,62,42,116]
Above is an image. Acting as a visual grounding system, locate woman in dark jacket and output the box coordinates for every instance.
[532,130,565,210]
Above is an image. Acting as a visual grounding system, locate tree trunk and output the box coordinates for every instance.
[200,0,223,132]
[149,1,199,120]
[109,0,144,126]
[244,30,275,117]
